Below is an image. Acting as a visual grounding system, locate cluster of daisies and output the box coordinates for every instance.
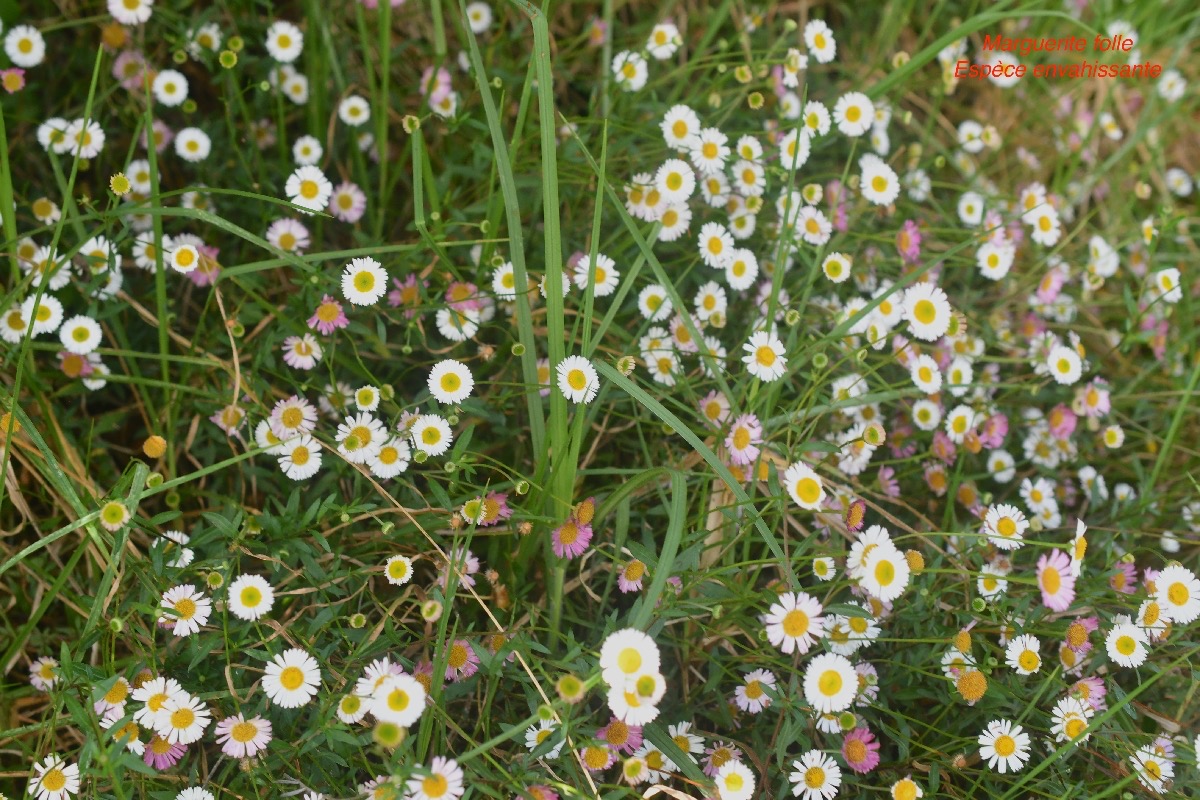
[10,2,1199,800]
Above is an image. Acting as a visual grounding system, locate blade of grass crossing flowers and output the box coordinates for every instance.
[595,362,799,587]
[524,5,576,642]
[568,123,737,403]
[997,644,1200,800]
[630,470,686,629]
[0,43,106,515]
[0,101,19,282]
[84,463,149,635]
[579,122,607,353]
[142,66,173,470]
[457,1,546,459]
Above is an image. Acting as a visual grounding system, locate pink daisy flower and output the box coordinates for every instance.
[387,274,424,317]
[724,413,763,466]
[896,219,921,264]
[579,744,616,772]
[617,559,647,593]
[210,404,245,435]
[1078,380,1111,418]
[420,66,452,101]
[842,727,881,774]
[307,295,349,334]
[266,218,311,255]
[826,180,849,232]
[1,68,26,94]
[931,431,957,465]
[1037,549,1076,612]
[141,119,174,153]
[437,546,480,590]
[444,638,480,682]
[702,741,743,777]
[1109,562,1137,594]
[143,735,187,770]
[329,181,367,223]
[113,50,149,92]
[187,245,222,287]
[214,714,273,758]
[598,716,643,755]
[875,468,900,499]
[524,786,559,800]
[1069,676,1107,712]
[478,491,512,527]
[1047,404,1077,440]
[58,351,96,379]
[978,413,1008,449]
[1067,617,1099,652]
[551,519,592,559]
[282,334,322,370]
[1036,265,1067,304]
[445,281,483,312]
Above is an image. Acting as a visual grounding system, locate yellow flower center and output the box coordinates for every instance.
[231,720,259,742]
[818,669,842,696]
[174,597,197,619]
[278,665,305,690]
[795,477,821,505]
[40,768,66,792]
[617,647,641,674]
[1041,566,1061,595]
[170,706,195,729]
[913,299,936,325]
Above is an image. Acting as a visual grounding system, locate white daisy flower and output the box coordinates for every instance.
[341,256,388,305]
[278,434,322,480]
[59,315,102,355]
[556,355,600,404]
[27,755,80,800]
[335,412,385,463]
[159,584,212,637]
[369,437,412,479]
[802,652,857,713]
[265,20,304,62]
[6,25,46,68]
[152,69,189,107]
[573,253,620,297]
[285,165,333,214]
[227,575,275,621]
[661,105,701,150]
[977,719,1030,773]
[697,222,734,268]
[174,127,211,162]
[742,331,786,382]
[1155,564,1200,623]
[262,648,321,708]
[384,554,414,586]
[803,19,836,63]
[860,157,899,205]
[428,360,474,404]
[1105,618,1148,668]
[784,461,825,510]
[714,760,755,800]
[371,673,427,726]
[790,749,842,800]
[763,591,824,655]
[338,95,371,127]
[903,282,952,341]
[410,414,454,456]
[833,91,873,137]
